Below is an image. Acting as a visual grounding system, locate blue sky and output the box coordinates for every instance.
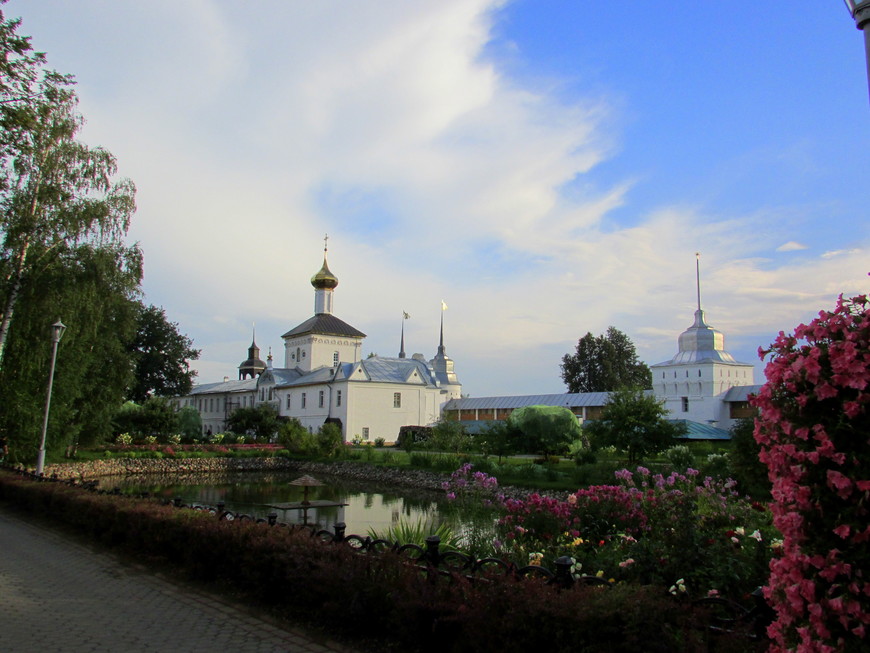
[9,1,869,397]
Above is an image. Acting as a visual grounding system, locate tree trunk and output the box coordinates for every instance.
[0,235,30,369]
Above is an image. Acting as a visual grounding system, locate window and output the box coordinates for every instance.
[362,427,369,439]
[301,393,307,408]
[286,395,291,409]
[336,390,342,407]
[393,392,401,408]
[681,397,689,412]
[296,347,300,362]
[259,389,264,401]
[333,351,339,367]
[318,390,325,408]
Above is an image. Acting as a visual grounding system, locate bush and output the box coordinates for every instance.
[316,423,343,458]
[396,425,432,451]
[278,418,316,455]
[374,437,385,448]
[0,470,735,652]
[663,445,695,470]
[752,293,870,651]
[569,439,597,465]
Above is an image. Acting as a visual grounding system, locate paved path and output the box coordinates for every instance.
[0,506,359,653]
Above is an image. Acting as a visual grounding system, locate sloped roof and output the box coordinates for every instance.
[260,368,304,386]
[359,356,433,384]
[189,378,257,396]
[281,313,366,339]
[669,419,731,440]
[722,384,763,402]
[443,392,614,412]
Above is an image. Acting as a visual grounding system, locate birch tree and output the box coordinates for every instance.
[0,6,136,367]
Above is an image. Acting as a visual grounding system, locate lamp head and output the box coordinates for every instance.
[51,319,66,343]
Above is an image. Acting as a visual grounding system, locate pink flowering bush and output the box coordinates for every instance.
[493,467,773,597]
[752,293,870,651]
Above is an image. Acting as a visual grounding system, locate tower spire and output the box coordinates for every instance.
[695,252,702,312]
[399,311,409,358]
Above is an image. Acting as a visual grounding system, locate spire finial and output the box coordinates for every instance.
[695,252,701,312]
[323,233,329,253]
[399,311,409,358]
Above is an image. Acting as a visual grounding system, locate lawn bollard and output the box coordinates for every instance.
[425,535,442,567]
[333,522,346,542]
[554,556,575,589]
[267,512,278,526]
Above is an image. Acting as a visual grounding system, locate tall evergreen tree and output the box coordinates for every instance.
[560,326,652,393]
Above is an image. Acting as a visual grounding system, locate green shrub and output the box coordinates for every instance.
[409,452,432,468]
[664,445,695,470]
[374,437,385,448]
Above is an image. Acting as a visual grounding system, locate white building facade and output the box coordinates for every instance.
[176,248,462,441]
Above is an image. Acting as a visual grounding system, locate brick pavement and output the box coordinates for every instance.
[0,506,359,653]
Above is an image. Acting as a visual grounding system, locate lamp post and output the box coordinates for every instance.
[36,319,66,476]
[845,0,870,102]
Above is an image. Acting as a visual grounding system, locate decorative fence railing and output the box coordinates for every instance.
[1,462,774,643]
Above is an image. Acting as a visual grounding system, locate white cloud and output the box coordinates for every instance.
[12,0,869,396]
[776,241,808,252]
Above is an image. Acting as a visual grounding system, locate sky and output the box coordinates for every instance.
[8,1,869,397]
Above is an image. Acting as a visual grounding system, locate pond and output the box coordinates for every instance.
[105,471,465,538]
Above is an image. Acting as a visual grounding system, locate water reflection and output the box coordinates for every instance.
[107,471,446,536]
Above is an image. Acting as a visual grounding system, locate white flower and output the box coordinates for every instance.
[750,530,762,542]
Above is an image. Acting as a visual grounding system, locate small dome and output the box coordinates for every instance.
[311,257,339,290]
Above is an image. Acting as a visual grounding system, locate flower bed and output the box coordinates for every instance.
[0,468,749,652]
[444,463,777,601]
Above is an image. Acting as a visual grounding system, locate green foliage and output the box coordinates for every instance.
[427,419,471,453]
[136,397,178,439]
[112,401,142,437]
[277,418,315,454]
[316,422,343,458]
[396,425,431,450]
[475,420,518,462]
[226,403,280,441]
[126,303,199,402]
[560,326,652,393]
[176,406,202,442]
[584,389,686,463]
[663,445,695,470]
[0,244,142,460]
[368,518,460,550]
[569,439,597,465]
[507,405,580,456]
[0,13,141,462]
[726,417,770,499]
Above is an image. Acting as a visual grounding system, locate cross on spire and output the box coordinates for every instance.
[323,233,329,252]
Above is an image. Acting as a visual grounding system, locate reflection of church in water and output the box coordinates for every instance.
[180,241,462,441]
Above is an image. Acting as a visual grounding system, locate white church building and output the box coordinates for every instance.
[176,247,462,441]
[443,262,760,439]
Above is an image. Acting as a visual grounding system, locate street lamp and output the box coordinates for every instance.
[844,0,870,102]
[36,319,66,476]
